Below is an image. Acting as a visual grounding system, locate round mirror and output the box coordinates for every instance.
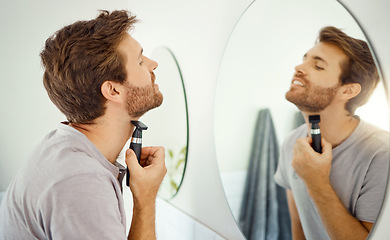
[141,47,188,200]
[214,0,389,238]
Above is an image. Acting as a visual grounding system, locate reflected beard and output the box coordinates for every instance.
[126,83,163,117]
[285,84,339,112]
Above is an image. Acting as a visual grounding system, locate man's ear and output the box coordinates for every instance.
[101,81,125,103]
[340,83,361,100]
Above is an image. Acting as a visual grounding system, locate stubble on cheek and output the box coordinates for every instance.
[285,84,339,112]
[126,84,163,117]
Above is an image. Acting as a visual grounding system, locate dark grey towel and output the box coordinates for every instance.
[239,108,291,240]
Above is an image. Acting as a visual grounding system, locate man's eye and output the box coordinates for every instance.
[315,65,324,70]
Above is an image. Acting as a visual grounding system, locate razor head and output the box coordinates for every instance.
[309,115,321,123]
[131,120,148,131]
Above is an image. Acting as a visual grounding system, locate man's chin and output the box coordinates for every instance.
[285,93,316,112]
[155,92,163,107]
[146,95,164,113]
[290,101,327,113]
[285,91,297,104]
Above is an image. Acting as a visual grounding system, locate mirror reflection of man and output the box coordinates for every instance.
[274,26,389,240]
[0,10,167,240]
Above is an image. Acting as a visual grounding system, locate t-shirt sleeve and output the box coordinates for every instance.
[355,150,390,223]
[274,140,291,189]
[39,173,127,240]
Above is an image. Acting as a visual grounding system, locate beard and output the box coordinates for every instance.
[126,82,163,118]
[285,83,339,113]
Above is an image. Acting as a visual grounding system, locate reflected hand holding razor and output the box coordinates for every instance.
[309,115,322,153]
[126,120,148,187]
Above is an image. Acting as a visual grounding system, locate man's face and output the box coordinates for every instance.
[285,42,347,113]
[118,33,163,117]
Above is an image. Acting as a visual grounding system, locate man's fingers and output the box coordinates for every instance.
[321,138,333,158]
[125,149,140,169]
[295,137,313,152]
[140,146,165,163]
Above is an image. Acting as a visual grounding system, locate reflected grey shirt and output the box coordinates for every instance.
[0,123,127,240]
[274,120,389,240]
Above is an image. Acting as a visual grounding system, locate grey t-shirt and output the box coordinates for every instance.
[0,123,128,240]
[274,120,389,240]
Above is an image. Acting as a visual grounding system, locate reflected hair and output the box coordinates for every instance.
[40,10,137,124]
[317,26,379,115]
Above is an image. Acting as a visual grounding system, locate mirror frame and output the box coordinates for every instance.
[149,46,190,200]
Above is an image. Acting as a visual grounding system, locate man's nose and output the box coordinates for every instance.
[294,63,306,75]
[146,56,158,71]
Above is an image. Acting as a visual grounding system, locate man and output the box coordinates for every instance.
[0,10,167,240]
[274,26,389,240]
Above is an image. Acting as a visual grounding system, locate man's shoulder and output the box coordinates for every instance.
[32,133,100,169]
[362,121,389,141]
[21,129,111,193]
[37,125,105,166]
[281,123,306,149]
[354,120,389,152]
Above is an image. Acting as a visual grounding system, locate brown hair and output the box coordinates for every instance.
[317,26,380,115]
[41,10,137,124]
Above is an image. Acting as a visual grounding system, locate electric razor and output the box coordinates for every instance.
[309,115,322,153]
[126,120,148,187]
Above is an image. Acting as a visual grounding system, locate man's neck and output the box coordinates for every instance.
[303,108,359,148]
[69,117,134,164]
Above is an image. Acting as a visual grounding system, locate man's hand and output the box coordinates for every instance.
[291,137,332,188]
[125,146,167,240]
[125,146,167,207]
[291,137,372,240]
